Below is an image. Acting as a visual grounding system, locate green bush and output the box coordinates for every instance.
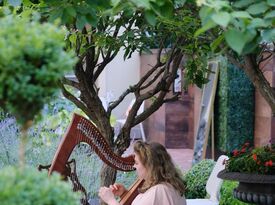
[184,159,215,199]
[220,180,252,205]
[0,166,80,205]
[0,14,76,125]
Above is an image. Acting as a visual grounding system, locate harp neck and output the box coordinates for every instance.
[119,178,144,205]
[48,113,142,205]
[49,113,134,176]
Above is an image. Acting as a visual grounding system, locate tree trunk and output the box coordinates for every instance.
[242,54,275,116]
[19,120,32,169]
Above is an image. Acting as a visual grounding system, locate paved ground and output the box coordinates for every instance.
[167,148,193,173]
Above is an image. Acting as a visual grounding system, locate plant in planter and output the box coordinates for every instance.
[218,143,275,205]
[227,143,275,175]
[0,12,78,204]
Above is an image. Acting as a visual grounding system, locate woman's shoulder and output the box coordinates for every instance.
[149,183,175,193]
[147,183,186,205]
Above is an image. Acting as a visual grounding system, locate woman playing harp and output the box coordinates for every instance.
[99,140,186,205]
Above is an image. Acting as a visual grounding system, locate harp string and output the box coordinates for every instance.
[48,113,138,204]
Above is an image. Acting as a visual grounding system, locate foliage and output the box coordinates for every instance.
[165,8,211,87]
[184,159,215,199]
[1,0,214,192]
[0,95,136,201]
[1,0,213,150]
[112,0,175,25]
[0,166,80,205]
[195,0,275,119]
[215,58,254,152]
[4,0,171,32]
[0,14,76,125]
[196,0,275,55]
[226,143,275,175]
[220,180,252,205]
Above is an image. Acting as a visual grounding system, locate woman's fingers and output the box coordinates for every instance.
[98,186,115,203]
[109,184,118,191]
[113,184,119,190]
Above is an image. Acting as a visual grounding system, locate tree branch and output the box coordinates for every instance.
[61,76,80,90]
[59,81,94,118]
[163,94,180,103]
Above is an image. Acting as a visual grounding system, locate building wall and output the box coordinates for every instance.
[97,48,214,150]
[255,53,275,146]
[140,49,195,148]
[98,50,140,119]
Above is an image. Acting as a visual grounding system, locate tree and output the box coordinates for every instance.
[0,12,76,166]
[1,0,211,200]
[0,12,79,205]
[196,0,275,114]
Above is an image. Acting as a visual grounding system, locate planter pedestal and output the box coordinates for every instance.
[218,170,275,205]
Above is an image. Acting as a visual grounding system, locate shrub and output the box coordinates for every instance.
[220,180,252,205]
[0,14,76,125]
[0,166,80,205]
[184,159,215,199]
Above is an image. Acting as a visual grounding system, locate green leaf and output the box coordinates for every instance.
[242,36,260,54]
[86,14,98,27]
[76,15,87,30]
[199,6,214,25]
[264,10,275,19]
[233,0,256,8]
[246,2,269,15]
[247,18,268,29]
[144,10,156,25]
[224,29,256,54]
[65,6,76,18]
[158,2,173,18]
[132,0,150,9]
[211,0,230,10]
[262,29,275,42]
[195,20,216,37]
[231,11,252,19]
[111,0,120,7]
[267,0,275,6]
[48,9,63,23]
[154,0,165,6]
[22,0,35,6]
[62,9,74,24]
[211,12,231,27]
[210,34,224,52]
[8,0,21,6]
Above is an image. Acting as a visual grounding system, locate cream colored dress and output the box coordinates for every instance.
[131,183,186,205]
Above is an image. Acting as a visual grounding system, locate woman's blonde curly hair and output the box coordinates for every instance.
[133,141,185,196]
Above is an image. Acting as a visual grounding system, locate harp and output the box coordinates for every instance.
[39,113,143,205]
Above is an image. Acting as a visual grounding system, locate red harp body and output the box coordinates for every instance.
[48,113,142,205]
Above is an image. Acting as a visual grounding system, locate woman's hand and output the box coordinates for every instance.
[98,187,118,205]
[109,183,127,197]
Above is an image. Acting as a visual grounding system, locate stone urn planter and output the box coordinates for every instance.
[218,169,275,205]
